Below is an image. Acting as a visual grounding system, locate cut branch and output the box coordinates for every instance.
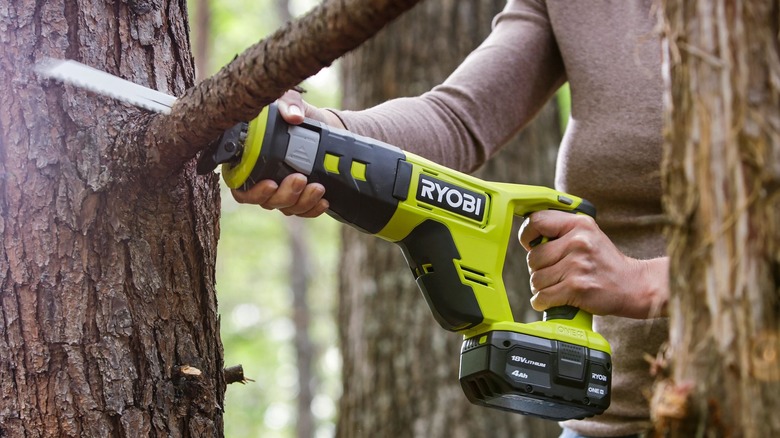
[146,0,423,176]
[224,365,255,385]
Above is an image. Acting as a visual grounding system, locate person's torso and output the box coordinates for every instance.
[549,0,665,258]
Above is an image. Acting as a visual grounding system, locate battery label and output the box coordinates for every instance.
[507,366,551,388]
[506,348,551,388]
[587,384,608,399]
[507,348,550,370]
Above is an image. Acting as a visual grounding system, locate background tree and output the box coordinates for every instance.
[0,0,421,435]
[337,2,563,436]
[654,0,780,436]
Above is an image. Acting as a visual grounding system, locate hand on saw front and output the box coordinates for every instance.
[231,90,343,217]
[519,210,669,319]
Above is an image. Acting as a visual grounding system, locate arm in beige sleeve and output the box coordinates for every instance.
[336,0,567,173]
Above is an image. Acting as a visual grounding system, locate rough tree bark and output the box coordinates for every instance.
[336,2,562,437]
[0,0,422,436]
[0,0,223,435]
[655,1,780,436]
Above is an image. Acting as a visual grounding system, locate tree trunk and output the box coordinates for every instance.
[193,0,212,80]
[655,0,780,436]
[0,1,224,436]
[336,2,562,436]
[287,217,317,438]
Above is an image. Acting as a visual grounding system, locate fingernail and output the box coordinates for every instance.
[259,181,278,199]
[289,105,303,118]
[292,175,306,194]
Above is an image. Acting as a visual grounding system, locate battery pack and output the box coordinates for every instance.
[459,330,611,420]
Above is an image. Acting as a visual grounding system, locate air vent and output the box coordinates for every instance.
[466,376,500,401]
[459,265,491,287]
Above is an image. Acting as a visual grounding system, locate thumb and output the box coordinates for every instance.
[277,89,307,124]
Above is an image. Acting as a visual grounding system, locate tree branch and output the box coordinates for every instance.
[224,364,255,385]
[146,0,423,176]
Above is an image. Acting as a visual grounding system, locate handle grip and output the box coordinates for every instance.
[229,103,411,234]
[528,213,595,325]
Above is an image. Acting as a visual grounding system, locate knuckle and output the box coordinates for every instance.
[526,251,536,270]
[569,233,594,252]
[573,213,597,227]
[529,272,540,291]
[530,295,546,312]
[570,256,595,274]
[276,193,300,208]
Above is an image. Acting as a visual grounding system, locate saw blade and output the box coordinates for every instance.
[36,58,176,114]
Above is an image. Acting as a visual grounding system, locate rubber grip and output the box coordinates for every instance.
[243,104,408,234]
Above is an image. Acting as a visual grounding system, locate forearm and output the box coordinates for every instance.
[334,0,565,173]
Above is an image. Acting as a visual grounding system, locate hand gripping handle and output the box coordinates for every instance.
[526,204,596,327]
[222,103,409,234]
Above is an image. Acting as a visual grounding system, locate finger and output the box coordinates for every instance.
[519,210,593,249]
[529,281,577,312]
[295,199,330,219]
[262,173,307,209]
[278,183,326,216]
[526,238,567,272]
[518,216,543,251]
[528,263,567,296]
[530,286,559,312]
[231,180,278,205]
[277,90,306,124]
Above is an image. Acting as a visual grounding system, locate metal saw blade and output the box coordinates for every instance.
[36,58,176,114]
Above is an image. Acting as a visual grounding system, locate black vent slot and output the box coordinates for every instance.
[459,265,490,287]
[467,376,500,401]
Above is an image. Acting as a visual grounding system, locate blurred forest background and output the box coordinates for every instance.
[189,0,342,437]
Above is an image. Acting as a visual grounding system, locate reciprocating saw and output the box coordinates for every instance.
[198,103,612,421]
[36,59,611,421]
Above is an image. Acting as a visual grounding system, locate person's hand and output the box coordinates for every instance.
[230,90,345,217]
[231,173,329,218]
[518,210,668,319]
[275,89,346,129]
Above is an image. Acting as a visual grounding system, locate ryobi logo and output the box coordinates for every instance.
[417,175,486,222]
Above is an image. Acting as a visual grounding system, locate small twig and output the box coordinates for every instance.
[224,364,255,385]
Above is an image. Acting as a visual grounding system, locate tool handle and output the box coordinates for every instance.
[235,103,410,234]
[543,305,580,320]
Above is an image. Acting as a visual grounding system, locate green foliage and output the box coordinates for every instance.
[218,193,341,437]
[197,0,329,78]
[206,0,277,76]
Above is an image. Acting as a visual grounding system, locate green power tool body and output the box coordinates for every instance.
[197,103,612,421]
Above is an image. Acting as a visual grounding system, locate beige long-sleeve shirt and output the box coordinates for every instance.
[337,1,668,436]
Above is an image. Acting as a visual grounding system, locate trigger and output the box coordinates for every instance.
[530,236,549,248]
